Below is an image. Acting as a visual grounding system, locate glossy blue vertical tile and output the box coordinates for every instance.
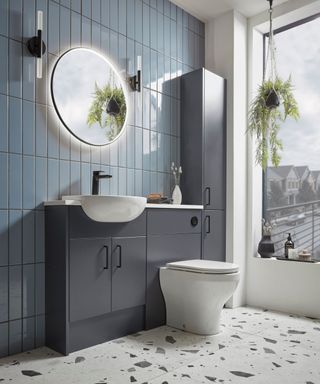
[0,153,8,209]
[142,170,150,195]
[150,130,157,171]
[60,6,71,53]
[126,125,134,168]
[188,29,194,68]
[110,0,119,32]
[118,167,126,195]
[61,0,71,7]
[80,162,90,195]
[150,90,157,131]
[23,317,35,352]
[109,166,119,195]
[101,26,110,55]
[48,1,60,55]
[23,101,35,155]
[150,7,157,50]
[143,3,150,47]
[0,267,8,322]
[150,50,157,91]
[92,21,101,47]
[143,129,150,171]
[110,139,119,166]
[157,132,164,171]
[0,212,9,266]
[150,171,157,192]
[92,0,100,23]
[22,211,35,264]
[47,158,59,200]
[0,322,8,357]
[163,16,170,57]
[109,30,119,64]
[157,0,163,13]
[163,0,170,17]
[81,16,91,46]
[82,0,91,18]
[8,211,22,266]
[9,154,22,209]
[9,0,22,41]
[143,88,150,129]
[71,10,81,46]
[9,265,22,318]
[0,37,8,95]
[177,21,182,62]
[134,169,142,196]
[35,263,45,315]
[157,12,163,53]
[9,97,22,154]
[36,104,47,157]
[22,47,35,102]
[170,19,177,59]
[170,2,176,20]
[35,315,45,347]
[135,0,143,43]
[0,0,9,37]
[35,157,47,208]
[157,54,164,93]
[135,127,143,169]
[23,156,35,209]
[47,106,60,159]
[70,161,81,195]
[59,123,71,160]
[164,133,170,172]
[101,0,110,27]
[150,0,156,8]
[163,55,171,95]
[126,0,134,39]
[23,264,35,318]
[35,211,45,263]
[119,130,127,168]
[142,46,150,87]
[126,168,134,195]
[60,159,70,196]
[118,34,126,72]
[9,319,22,355]
[162,95,170,134]
[119,0,126,35]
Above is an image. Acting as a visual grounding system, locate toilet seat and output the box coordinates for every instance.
[165,259,239,274]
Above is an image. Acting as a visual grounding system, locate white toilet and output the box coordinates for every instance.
[160,259,240,335]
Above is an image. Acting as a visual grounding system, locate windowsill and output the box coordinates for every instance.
[255,256,320,264]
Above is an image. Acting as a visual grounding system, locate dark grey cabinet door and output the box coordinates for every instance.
[69,238,112,322]
[203,71,226,210]
[111,237,146,312]
[146,233,201,329]
[202,210,225,262]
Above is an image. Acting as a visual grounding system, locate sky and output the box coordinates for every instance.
[267,16,320,171]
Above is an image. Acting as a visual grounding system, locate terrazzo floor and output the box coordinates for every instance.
[0,306,320,384]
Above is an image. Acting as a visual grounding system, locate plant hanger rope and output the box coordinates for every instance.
[264,0,278,83]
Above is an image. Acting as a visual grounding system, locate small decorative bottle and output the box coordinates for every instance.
[171,162,182,205]
[258,219,275,258]
[284,233,294,258]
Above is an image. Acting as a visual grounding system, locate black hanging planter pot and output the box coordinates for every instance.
[265,88,280,109]
[106,97,120,116]
[258,235,275,258]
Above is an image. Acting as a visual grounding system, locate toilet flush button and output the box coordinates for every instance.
[191,216,198,227]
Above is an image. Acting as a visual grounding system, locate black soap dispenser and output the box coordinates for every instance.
[284,233,294,258]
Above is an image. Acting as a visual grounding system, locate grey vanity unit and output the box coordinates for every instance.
[45,205,202,354]
[181,68,226,262]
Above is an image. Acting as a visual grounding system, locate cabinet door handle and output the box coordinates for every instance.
[205,187,211,206]
[205,215,211,234]
[116,245,122,268]
[103,245,109,269]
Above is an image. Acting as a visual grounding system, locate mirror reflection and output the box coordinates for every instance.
[51,48,128,146]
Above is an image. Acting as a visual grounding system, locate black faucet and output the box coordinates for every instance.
[92,171,112,195]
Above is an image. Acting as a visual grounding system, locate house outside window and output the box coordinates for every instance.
[263,14,320,260]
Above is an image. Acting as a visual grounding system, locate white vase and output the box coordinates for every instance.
[172,184,182,205]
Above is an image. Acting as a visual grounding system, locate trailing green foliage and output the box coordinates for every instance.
[248,76,299,170]
[87,83,127,141]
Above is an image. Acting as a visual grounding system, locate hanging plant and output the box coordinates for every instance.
[87,82,127,141]
[248,0,299,170]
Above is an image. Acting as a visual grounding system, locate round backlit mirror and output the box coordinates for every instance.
[51,48,128,146]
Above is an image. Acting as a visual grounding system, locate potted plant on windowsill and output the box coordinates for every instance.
[248,0,299,170]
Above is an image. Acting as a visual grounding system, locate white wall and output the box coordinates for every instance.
[246,0,320,318]
[205,10,248,307]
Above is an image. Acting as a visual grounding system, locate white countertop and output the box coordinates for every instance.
[44,200,203,210]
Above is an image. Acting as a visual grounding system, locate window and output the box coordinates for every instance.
[263,15,320,260]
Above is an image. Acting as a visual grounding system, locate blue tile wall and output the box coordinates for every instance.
[0,0,204,357]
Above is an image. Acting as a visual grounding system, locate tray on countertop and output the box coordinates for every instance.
[276,256,318,263]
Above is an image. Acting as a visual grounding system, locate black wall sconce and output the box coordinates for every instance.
[26,10,46,79]
[129,55,141,92]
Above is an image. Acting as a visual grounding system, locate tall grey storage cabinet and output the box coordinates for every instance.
[181,68,226,262]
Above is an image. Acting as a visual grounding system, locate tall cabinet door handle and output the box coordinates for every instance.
[116,245,122,268]
[205,187,211,206]
[205,215,211,234]
[103,245,109,269]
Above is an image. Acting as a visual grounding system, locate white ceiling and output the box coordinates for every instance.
[171,0,291,22]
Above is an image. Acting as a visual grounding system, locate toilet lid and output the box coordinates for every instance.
[165,259,239,274]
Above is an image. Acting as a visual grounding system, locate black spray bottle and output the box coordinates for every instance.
[284,233,294,258]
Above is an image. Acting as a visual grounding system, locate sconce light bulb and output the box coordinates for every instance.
[137,55,142,71]
[37,10,43,31]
